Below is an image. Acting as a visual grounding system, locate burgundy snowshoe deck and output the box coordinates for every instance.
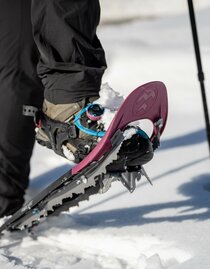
[73,81,168,175]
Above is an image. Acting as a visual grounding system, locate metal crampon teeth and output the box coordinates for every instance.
[15,131,124,231]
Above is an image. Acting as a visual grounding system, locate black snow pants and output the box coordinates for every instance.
[0,0,106,217]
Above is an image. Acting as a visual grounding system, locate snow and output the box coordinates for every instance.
[1,3,210,269]
[62,145,76,162]
[100,0,210,24]
[95,83,124,130]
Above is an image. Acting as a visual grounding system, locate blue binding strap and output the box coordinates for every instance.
[74,104,150,140]
[136,129,149,140]
[74,105,106,138]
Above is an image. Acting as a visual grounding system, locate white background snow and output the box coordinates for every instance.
[1,1,210,268]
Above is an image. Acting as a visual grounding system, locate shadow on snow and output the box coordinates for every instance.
[71,173,210,228]
[160,128,206,150]
[70,158,210,228]
[26,128,210,230]
[27,164,71,198]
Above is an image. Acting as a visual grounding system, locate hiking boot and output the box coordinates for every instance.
[36,97,104,163]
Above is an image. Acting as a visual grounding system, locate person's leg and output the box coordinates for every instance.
[0,0,43,217]
[31,0,107,162]
[31,0,107,104]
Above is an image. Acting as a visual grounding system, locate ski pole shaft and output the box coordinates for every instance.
[187,0,210,155]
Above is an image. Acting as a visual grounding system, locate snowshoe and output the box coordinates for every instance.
[0,81,168,234]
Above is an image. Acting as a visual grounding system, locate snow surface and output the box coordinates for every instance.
[100,0,210,24]
[1,3,210,269]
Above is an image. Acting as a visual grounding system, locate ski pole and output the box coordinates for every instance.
[187,0,210,155]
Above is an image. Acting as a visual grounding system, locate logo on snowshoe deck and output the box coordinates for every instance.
[133,88,157,115]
